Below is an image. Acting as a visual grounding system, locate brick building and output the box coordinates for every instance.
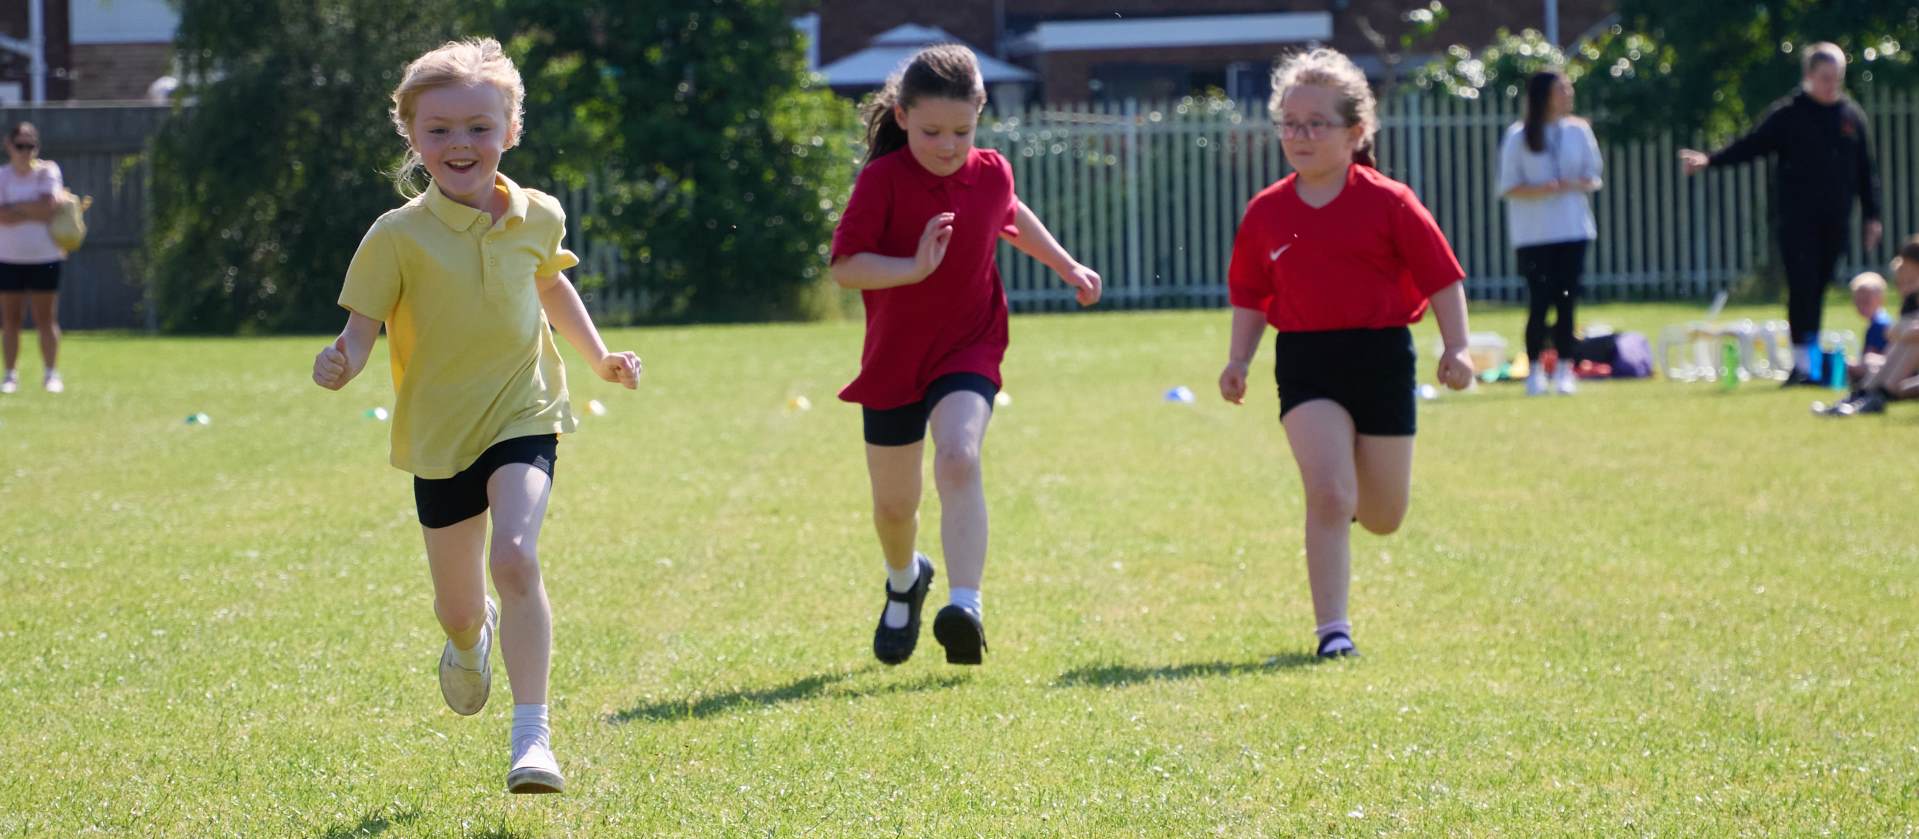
[0,0,176,104]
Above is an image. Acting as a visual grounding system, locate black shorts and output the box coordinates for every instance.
[413,435,557,529]
[1274,327,1417,437]
[0,261,60,293]
[862,373,999,446]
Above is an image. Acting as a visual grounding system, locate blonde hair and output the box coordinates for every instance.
[1803,42,1846,74]
[1850,271,1887,294]
[389,38,525,197]
[1269,48,1378,168]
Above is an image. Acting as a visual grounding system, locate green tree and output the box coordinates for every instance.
[496,0,860,323]
[146,0,467,333]
[1416,1,1919,143]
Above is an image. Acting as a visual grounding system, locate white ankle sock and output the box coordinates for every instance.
[882,556,921,629]
[949,587,981,614]
[886,557,920,593]
[512,704,549,753]
[451,625,486,669]
[1794,344,1812,371]
[1316,620,1353,652]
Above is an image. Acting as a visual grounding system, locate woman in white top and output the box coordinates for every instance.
[1497,71,1602,396]
[0,122,66,394]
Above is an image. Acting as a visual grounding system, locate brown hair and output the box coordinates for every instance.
[1522,70,1566,154]
[8,122,36,143]
[1270,48,1378,168]
[388,38,525,197]
[859,44,984,167]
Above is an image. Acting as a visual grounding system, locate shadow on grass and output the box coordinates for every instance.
[466,830,537,839]
[316,805,420,839]
[607,667,971,724]
[1052,653,1321,688]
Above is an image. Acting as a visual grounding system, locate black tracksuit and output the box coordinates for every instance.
[1709,90,1881,348]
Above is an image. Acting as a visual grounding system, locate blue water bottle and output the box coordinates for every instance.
[1829,347,1848,391]
[1808,343,1826,384]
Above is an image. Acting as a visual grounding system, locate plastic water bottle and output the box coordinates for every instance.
[1720,341,1739,391]
[1828,348,1848,391]
[1808,343,1826,384]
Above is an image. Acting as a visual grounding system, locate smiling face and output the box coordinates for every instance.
[1278,83,1362,181]
[409,82,515,208]
[895,96,980,177]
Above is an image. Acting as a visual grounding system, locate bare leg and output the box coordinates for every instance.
[486,463,553,706]
[928,391,992,592]
[864,441,924,572]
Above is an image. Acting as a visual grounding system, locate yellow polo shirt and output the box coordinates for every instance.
[338,174,581,479]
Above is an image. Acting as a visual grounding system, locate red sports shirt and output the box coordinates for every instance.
[1228,164,1465,332]
[831,147,1021,409]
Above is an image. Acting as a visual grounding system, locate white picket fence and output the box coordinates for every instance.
[561,88,1919,318]
[982,88,1919,311]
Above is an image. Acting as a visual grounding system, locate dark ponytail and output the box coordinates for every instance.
[1353,137,1377,168]
[860,44,985,167]
[1522,70,1563,154]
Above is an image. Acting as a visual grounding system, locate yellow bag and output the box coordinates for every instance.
[49,188,90,253]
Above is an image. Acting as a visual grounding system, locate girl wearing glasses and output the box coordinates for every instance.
[0,122,65,394]
[1218,48,1473,659]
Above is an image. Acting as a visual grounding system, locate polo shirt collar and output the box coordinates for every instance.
[424,173,530,232]
[900,148,981,189]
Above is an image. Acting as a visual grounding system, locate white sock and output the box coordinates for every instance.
[882,556,921,630]
[1316,620,1353,652]
[511,704,549,755]
[450,624,486,670]
[1794,344,1812,372]
[949,586,981,614]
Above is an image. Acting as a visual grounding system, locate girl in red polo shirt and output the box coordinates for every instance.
[1218,48,1475,659]
[831,44,1102,666]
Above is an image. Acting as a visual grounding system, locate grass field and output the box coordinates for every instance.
[1,301,1915,836]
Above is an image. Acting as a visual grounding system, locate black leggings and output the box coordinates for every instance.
[1779,217,1849,347]
[1516,240,1588,358]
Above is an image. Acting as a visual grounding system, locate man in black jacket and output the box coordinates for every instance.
[1681,42,1884,385]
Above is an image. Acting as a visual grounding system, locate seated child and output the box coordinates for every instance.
[1823,235,1919,416]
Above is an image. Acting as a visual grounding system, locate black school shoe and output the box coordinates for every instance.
[1316,632,1359,659]
[1780,368,1818,388]
[932,604,988,665]
[873,554,935,665]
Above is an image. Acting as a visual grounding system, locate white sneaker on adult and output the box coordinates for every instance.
[1524,369,1548,397]
[507,738,566,794]
[0,372,16,395]
[43,371,62,393]
[438,597,496,716]
[1554,368,1578,395]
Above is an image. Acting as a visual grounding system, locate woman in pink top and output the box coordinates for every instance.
[0,122,66,394]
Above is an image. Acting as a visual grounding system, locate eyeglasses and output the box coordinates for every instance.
[10,142,35,152]
[1278,118,1347,140]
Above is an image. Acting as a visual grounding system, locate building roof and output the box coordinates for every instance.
[1011,12,1333,54]
[818,24,1035,87]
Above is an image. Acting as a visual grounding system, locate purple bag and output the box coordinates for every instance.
[1610,332,1652,378]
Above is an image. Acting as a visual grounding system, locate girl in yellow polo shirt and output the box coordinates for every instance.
[310,38,640,795]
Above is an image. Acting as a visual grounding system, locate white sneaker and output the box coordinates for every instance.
[507,738,566,794]
[42,371,62,393]
[0,372,15,395]
[1554,370,1578,395]
[438,597,496,716]
[1524,369,1548,397]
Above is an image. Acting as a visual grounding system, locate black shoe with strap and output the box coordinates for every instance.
[1316,631,1359,659]
[932,604,988,665]
[873,554,934,665]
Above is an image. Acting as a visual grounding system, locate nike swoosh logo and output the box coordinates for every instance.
[1269,244,1291,262]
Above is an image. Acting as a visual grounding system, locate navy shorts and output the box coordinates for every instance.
[0,261,60,293]
[862,373,998,446]
[413,435,557,529]
[1274,327,1417,437]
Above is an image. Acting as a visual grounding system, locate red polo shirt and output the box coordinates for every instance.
[831,147,1021,409]
[1228,164,1465,332]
